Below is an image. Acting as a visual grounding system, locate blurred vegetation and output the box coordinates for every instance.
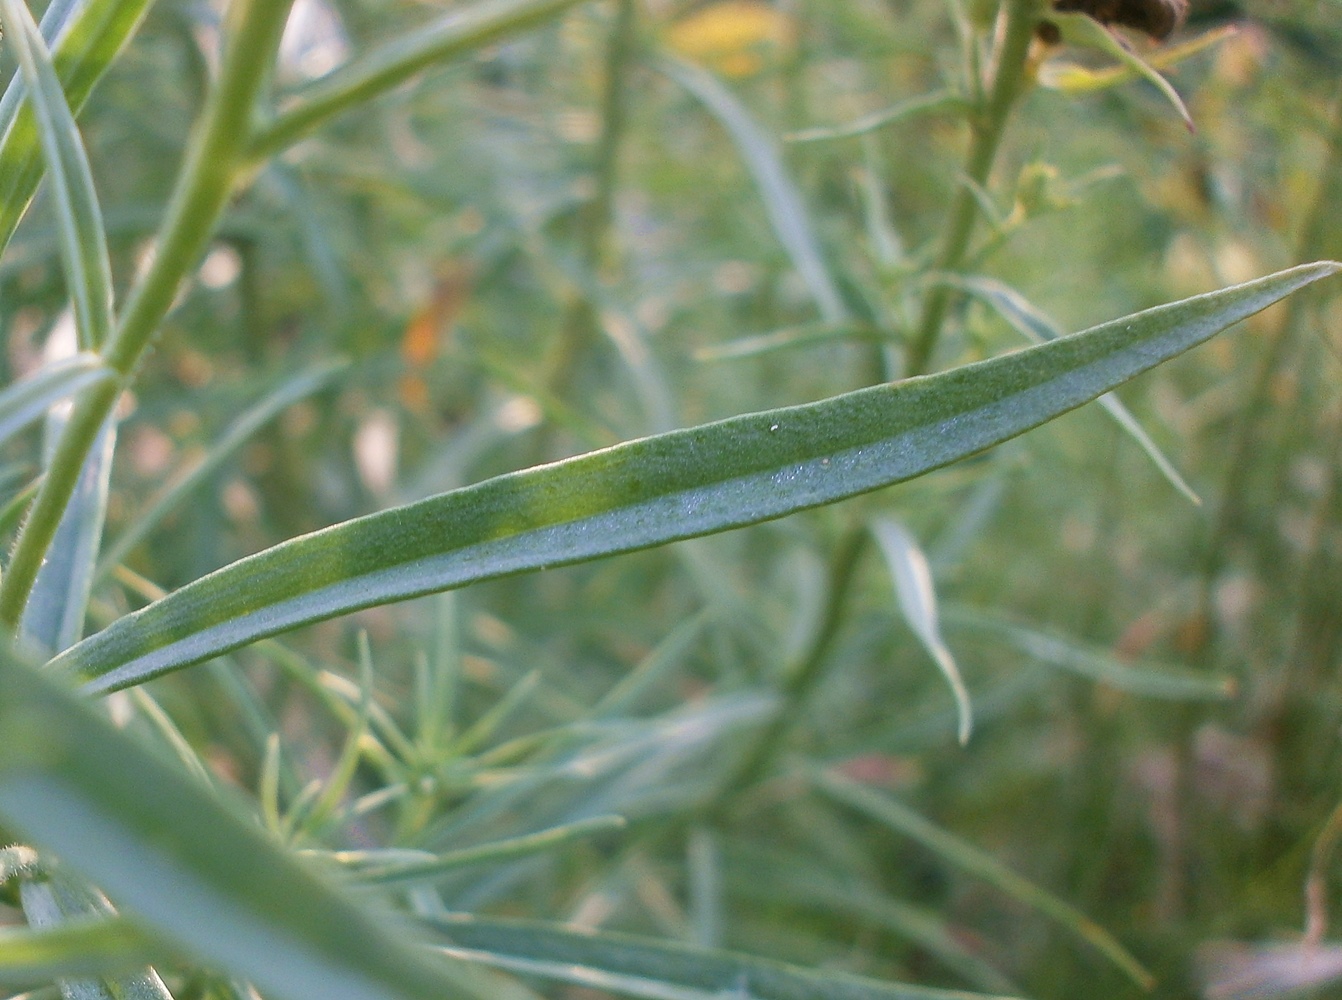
[1,0,1341,998]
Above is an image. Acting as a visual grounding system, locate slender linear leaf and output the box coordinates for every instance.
[96,358,347,581]
[0,654,499,1000]
[426,913,1023,1000]
[942,605,1236,700]
[0,353,111,448]
[248,0,590,161]
[660,54,848,324]
[814,770,1154,989]
[20,415,115,657]
[19,874,172,1000]
[871,518,972,744]
[945,273,1200,503]
[0,0,115,352]
[0,917,169,990]
[0,0,154,256]
[346,815,626,887]
[49,263,1340,692]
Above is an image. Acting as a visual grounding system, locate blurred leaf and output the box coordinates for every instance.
[1044,13,1194,129]
[0,917,169,991]
[660,53,848,323]
[96,358,348,582]
[1037,25,1237,94]
[249,0,590,160]
[786,91,964,144]
[814,770,1154,989]
[0,653,499,1000]
[0,0,150,265]
[19,875,173,1000]
[49,262,1340,691]
[1196,940,1342,1000]
[346,815,626,887]
[0,0,115,352]
[942,605,1236,700]
[945,273,1200,504]
[426,912,1024,1000]
[20,415,115,657]
[0,353,111,448]
[871,518,972,744]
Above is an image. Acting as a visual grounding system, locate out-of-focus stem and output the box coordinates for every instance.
[905,0,1038,377]
[0,0,296,629]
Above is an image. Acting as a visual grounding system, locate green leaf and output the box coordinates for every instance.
[49,263,1340,692]
[18,873,173,1000]
[813,770,1154,990]
[945,273,1201,504]
[247,0,590,161]
[0,0,117,351]
[1048,13,1194,130]
[95,358,347,582]
[0,917,169,991]
[941,605,1236,700]
[425,912,1023,1000]
[342,815,627,887]
[20,415,115,656]
[871,518,972,745]
[0,654,497,1000]
[0,0,153,256]
[660,54,848,323]
[0,352,112,448]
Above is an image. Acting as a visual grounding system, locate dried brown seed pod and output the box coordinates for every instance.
[1051,0,1190,39]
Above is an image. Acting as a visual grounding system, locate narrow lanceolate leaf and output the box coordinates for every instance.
[247,0,589,161]
[50,263,1341,693]
[0,0,115,352]
[0,352,112,448]
[0,655,496,1000]
[21,416,115,657]
[946,273,1200,504]
[19,873,172,1000]
[0,0,156,256]
[426,913,1024,1000]
[0,917,168,991]
[814,770,1154,990]
[941,605,1236,701]
[661,54,848,324]
[871,519,972,745]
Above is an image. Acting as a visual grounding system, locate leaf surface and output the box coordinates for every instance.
[50,263,1340,692]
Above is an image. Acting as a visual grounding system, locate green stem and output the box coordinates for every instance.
[709,528,867,815]
[580,0,636,270]
[905,0,1038,377]
[542,0,637,403]
[0,0,296,630]
[1198,84,1342,627]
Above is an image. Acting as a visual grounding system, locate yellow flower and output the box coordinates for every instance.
[665,1,794,77]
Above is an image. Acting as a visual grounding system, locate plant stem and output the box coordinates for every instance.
[905,0,1038,377]
[709,527,867,815]
[0,0,296,629]
[542,0,637,406]
[1198,84,1342,627]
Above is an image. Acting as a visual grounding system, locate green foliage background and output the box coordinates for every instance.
[0,0,1340,999]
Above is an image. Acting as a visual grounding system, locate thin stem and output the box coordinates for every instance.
[1198,84,1342,627]
[709,527,867,815]
[580,0,636,270]
[0,0,296,629]
[905,0,1038,377]
[542,0,637,402]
